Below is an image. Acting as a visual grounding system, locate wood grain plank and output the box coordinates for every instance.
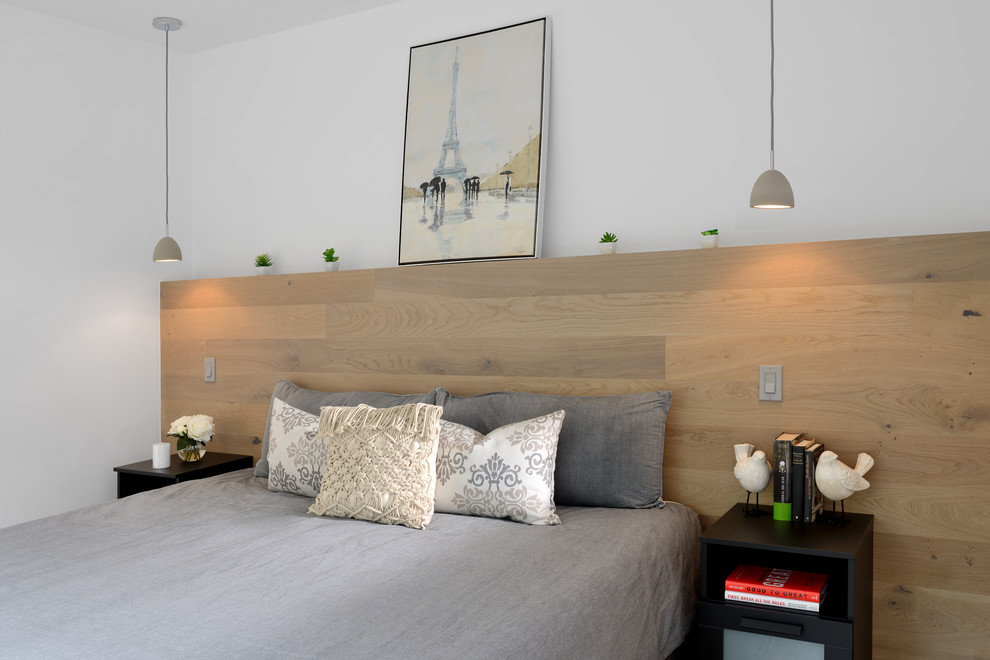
[326,285,911,340]
[668,379,990,438]
[662,459,990,541]
[874,532,989,597]
[664,428,990,494]
[666,333,990,385]
[160,270,375,309]
[162,304,327,340]
[160,400,269,437]
[324,293,664,339]
[427,376,667,397]
[163,372,446,409]
[858,485,990,543]
[204,434,262,460]
[165,337,665,380]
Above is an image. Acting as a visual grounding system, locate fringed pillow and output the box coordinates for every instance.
[434,410,565,525]
[308,403,443,530]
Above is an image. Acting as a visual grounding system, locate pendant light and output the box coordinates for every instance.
[750,0,794,209]
[152,17,182,262]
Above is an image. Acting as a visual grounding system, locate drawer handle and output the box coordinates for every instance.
[740,617,803,636]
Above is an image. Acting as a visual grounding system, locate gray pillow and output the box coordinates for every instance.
[434,388,672,509]
[254,380,439,478]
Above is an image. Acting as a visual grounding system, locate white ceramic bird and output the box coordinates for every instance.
[733,443,772,516]
[815,450,874,523]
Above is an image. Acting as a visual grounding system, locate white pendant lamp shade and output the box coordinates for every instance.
[751,0,794,209]
[152,17,182,262]
[153,235,182,262]
[751,164,794,209]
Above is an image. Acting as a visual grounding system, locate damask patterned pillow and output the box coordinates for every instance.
[266,397,327,497]
[309,403,444,530]
[434,410,565,526]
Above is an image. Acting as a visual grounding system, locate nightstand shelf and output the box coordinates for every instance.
[699,503,873,659]
[113,452,253,498]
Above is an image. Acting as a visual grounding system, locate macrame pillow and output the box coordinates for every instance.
[266,397,325,497]
[308,403,443,530]
[434,410,565,525]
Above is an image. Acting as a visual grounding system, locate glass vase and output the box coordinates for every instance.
[177,442,206,462]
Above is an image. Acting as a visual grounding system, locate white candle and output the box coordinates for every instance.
[152,442,171,469]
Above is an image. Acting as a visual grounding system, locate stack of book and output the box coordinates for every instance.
[773,431,826,523]
[724,564,828,612]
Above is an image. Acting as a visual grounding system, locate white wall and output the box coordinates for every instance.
[0,5,192,528]
[188,0,989,278]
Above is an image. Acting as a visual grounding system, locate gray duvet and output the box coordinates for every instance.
[0,470,700,659]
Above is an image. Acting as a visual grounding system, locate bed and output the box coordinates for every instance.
[0,381,701,659]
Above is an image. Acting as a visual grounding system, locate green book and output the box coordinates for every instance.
[773,432,804,521]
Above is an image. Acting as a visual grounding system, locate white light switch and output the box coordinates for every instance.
[204,358,216,383]
[759,365,782,401]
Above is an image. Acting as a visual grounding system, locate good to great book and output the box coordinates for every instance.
[724,564,828,602]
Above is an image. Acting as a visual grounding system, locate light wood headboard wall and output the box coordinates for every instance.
[162,231,988,659]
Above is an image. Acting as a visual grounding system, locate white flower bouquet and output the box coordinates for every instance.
[168,414,215,461]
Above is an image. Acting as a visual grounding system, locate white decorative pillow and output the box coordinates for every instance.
[267,397,326,497]
[434,410,565,525]
[308,403,444,530]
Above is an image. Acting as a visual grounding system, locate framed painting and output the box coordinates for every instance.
[398,18,551,266]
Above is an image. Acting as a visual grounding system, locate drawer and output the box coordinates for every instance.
[700,600,853,649]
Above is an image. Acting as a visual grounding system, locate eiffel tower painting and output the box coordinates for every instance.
[433,48,467,188]
[399,18,550,266]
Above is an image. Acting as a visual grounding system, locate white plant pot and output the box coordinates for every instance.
[600,242,618,255]
[700,235,719,249]
[256,266,273,275]
[323,261,340,272]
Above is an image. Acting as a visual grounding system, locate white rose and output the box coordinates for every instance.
[168,415,191,436]
[186,415,215,442]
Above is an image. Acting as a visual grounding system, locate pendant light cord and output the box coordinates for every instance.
[769,0,776,168]
[164,26,171,237]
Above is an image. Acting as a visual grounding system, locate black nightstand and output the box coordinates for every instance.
[113,452,253,498]
[699,503,873,659]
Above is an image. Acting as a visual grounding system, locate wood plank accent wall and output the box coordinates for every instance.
[161,231,990,659]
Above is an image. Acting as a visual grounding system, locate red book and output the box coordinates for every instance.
[725,564,828,603]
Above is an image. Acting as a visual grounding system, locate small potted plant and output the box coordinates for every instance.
[322,248,340,272]
[599,232,618,255]
[255,253,273,275]
[700,228,719,249]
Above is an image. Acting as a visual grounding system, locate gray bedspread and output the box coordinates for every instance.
[0,470,700,659]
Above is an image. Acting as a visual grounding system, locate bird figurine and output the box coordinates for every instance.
[733,443,772,516]
[815,450,874,525]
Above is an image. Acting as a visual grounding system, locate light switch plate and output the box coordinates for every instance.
[204,357,216,383]
[759,365,782,401]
